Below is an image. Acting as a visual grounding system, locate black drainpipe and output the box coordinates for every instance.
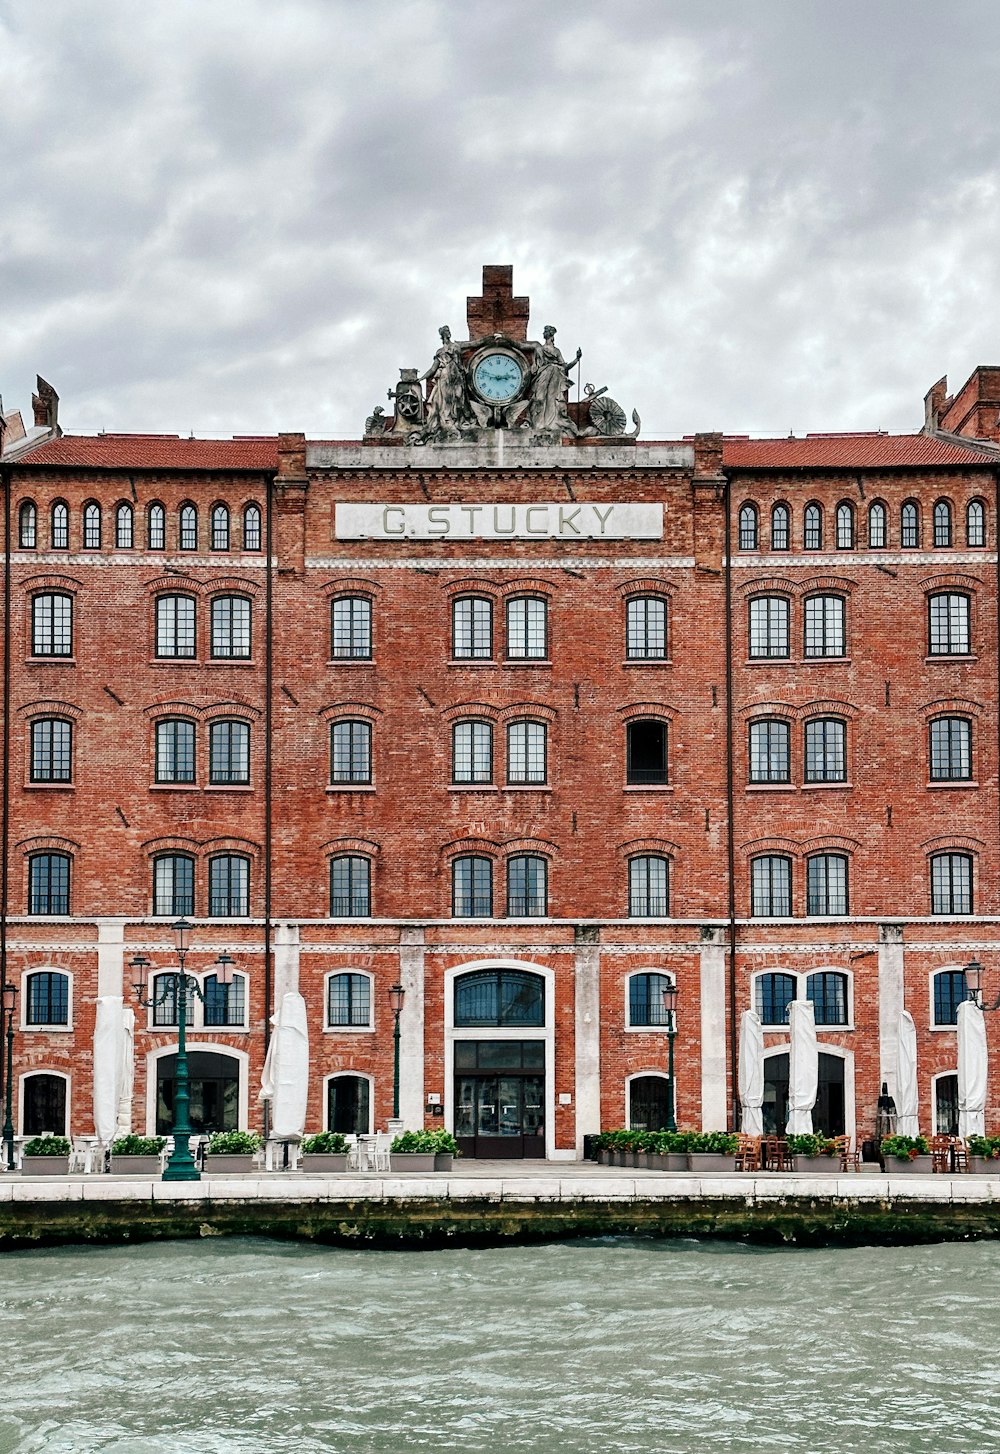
[723,472,739,1130]
[263,472,275,1062]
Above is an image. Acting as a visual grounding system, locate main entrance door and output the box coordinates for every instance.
[454,1040,545,1158]
[762,1051,846,1136]
[156,1050,240,1134]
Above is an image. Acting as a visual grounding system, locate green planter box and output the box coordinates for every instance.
[21,1156,71,1176]
[300,1154,349,1173]
[389,1153,436,1172]
[110,1155,161,1175]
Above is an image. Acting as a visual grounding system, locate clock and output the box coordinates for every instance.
[472,350,525,403]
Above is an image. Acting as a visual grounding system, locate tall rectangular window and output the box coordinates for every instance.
[452,856,493,916]
[933,970,968,1026]
[153,855,194,916]
[329,856,371,916]
[331,597,372,659]
[628,856,669,916]
[748,720,790,783]
[626,597,666,659]
[155,595,196,658]
[748,596,789,658]
[751,856,792,917]
[804,719,847,783]
[507,721,546,784]
[806,854,848,916]
[453,721,493,784]
[204,974,246,1027]
[929,718,971,781]
[208,855,249,917]
[928,593,970,655]
[29,853,71,915]
[31,719,72,783]
[330,720,372,784]
[931,853,972,914]
[804,595,846,657]
[807,972,849,1026]
[210,596,251,658]
[452,597,492,659]
[32,593,73,657]
[326,972,372,1027]
[209,720,250,785]
[506,596,547,659]
[507,855,547,916]
[26,971,70,1026]
[156,719,196,784]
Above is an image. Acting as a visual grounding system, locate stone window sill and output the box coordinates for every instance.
[23,781,75,791]
[27,657,76,666]
[623,784,673,792]
[801,781,853,791]
[327,783,375,793]
[926,780,978,790]
[925,655,977,665]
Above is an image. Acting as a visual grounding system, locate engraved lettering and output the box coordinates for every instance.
[493,505,517,536]
[382,506,406,537]
[460,505,483,534]
[558,506,581,535]
[525,506,548,536]
[593,505,615,535]
[427,506,451,537]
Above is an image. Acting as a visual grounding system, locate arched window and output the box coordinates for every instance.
[966,499,986,548]
[755,972,796,1025]
[625,596,667,659]
[28,852,71,915]
[243,503,262,551]
[628,855,669,916]
[507,720,547,784]
[748,719,790,784]
[933,500,952,548]
[507,855,547,916]
[326,972,372,1028]
[867,501,886,548]
[327,1075,371,1135]
[804,718,847,783]
[930,852,972,914]
[209,719,250,785]
[932,970,968,1026]
[628,972,673,1026]
[331,597,372,659]
[803,503,822,550]
[25,970,70,1025]
[32,592,73,657]
[835,502,854,549]
[901,501,920,548]
[927,593,970,656]
[738,503,758,550]
[18,501,36,548]
[210,595,251,658]
[804,594,846,657]
[208,854,250,917]
[329,856,371,917]
[750,856,792,917]
[203,972,246,1028]
[30,718,73,783]
[770,503,790,551]
[452,856,492,916]
[330,720,372,784]
[211,503,230,551]
[806,971,848,1025]
[935,1073,959,1135]
[156,718,196,784]
[748,596,789,658]
[152,853,195,916]
[629,1075,672,1132]
[83,502,101,549]
[454,968,544,1026]
[452,596,492,659]
[22,1073,67,1136]
[453,720,493,784]
[51,501,68,550]
[151,973,195,1028]
[929,717,972,781]
[179,503,197,551]
[806,853,848,916]
[506,596,547,659]
[111,504,131,551]
[148,502,166,550]
[155,594,196,658]
[626,719,668,784]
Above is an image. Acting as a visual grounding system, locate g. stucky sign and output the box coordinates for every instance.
[334,502,663,540]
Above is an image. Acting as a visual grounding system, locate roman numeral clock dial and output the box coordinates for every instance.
[472,351,525,403]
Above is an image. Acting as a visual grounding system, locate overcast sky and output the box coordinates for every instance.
[3,1,1000,441]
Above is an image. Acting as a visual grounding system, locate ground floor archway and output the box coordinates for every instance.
[762,1051,846,1136]
[155,1050,240,1135]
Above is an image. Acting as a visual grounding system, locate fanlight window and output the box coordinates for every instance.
[454,969,544,1027]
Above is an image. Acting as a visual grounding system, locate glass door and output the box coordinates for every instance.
[453,1041,545,1158]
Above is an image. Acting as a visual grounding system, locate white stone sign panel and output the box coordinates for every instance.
[334,502,663,540]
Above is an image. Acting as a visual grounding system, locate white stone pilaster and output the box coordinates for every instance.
[700,928,728,1131]
[398,927,425,1129]
[878,923,905,1096]
[96,918,126,996]
[573,938,601,1152]
[272,921,300,1003]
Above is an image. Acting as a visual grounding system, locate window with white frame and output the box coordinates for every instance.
[929,717,972,781]
[928,593,970,655]
[32,592,73,657]
[453,720,493,784]
[806,853,848,915]
[804,718,847,783]
[749,719,790,783]
[628,855,669,917]
[155,595,196,658]
[806,971,848,1025]
[452,596,492,658]
[755,971,795,1025]
[506,596,547,659]
[751,856,792,917]
[330,720,372,784]
[628,971,673,1026]
[31,718,72,783]
[748,596,789,658]
[930,852,972,914]
[156,718,196,784]
[22,1073,67,1135]
[25,970,70,1026]
[204,972,246,1027]
[151,972,196,1027]
[804,595,845,657]
[331,597,372,659]
[507,720,546,784]
[210,595,251,658]
[326,972,372,1028]
[932,969,968,1026]
[626,596,667,659]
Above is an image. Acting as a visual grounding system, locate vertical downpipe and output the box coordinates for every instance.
[723,474,739,1129]
[263,473,275,1072]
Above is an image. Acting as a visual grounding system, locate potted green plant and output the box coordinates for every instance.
[204,1130,262,1174]
[880,1134,932,1174]
[110,1134,166,1175]
[786,1133,841,1174]
[21,1135,72,1176]
[300,1131,349,1173]
[658,1130,691,1172]
[429,1129,460,1171]
[965,1135,1000,1173]
[687,1131,739,1173]
[389,1129,437,1172]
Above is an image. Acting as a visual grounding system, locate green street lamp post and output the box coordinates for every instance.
[662,981,679,1134]
[389,982,405,1119]
[130,920,236,1182]
[1,982,16,1172]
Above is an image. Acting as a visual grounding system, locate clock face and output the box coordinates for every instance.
[473,351,524,403]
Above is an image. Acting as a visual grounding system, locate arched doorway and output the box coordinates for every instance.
[156,1051,240,1134]
[628,1075,672,1132]
[22,1073,68,1136]
[327,1075,371,1135]
[452,967,546,1159]
[935,1073,959,1135]
[762,1052,846,1136]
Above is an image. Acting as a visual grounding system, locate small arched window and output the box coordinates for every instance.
[804,503,822,550]
[329,856,371,917]
[22,1073,67,1136]
[243,503,262,551]
[901,501,920,548]
[83,502,101,550]
[18,501,37,548]
[51,501,68,550]
[326,972,372,1028]
[966,499,985,548]
[148,502,166,550]
[628,856,669,916]
[452,856,492,917]
[28,852,71,915]
[115,502,134,549]
[454,968,544,1026]
[208,854,250,917]
[507,855,547,917]
[770,503,790,551]
[152,853,195,916]
[628,972,674,1026]
[867,501,887,549]
[755,972,796,1025]
[25,970,70,1025]
[179,503,197,551]
[835,502,854,549]
[327,1075,371,1135]
[806,971,848,1025]
[738,503,758,551]
[933,499,952,548]
[211,503,230,551]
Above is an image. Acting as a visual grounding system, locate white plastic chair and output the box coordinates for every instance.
[372,1131,391,1171]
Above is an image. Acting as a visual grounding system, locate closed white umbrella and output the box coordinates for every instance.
[93,996,125,1144]
[786,1000,818,1135]
[895,1010,920,1137]
[116,1007,135,1137]
[260,992,309,1140]
[738,1010,765,1135]
[958,999,988,1139]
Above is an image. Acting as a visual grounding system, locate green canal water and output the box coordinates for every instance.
[1,1236,998,1453]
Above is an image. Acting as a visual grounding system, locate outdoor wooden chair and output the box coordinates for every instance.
[832,1135,859,1171]
[931,1134,952,1174]
[734,1135,761,1172]
[951,1137,969,1173]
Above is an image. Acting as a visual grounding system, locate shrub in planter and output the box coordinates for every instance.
[205,1130,262,1173]
[786,1133,840,1173]
[967,1135,1000,1173]
[687,1131,739,1173]
[22,1135,71,1175]
[300,1131,349,1173]
[428,1129,460,1170]
[110,1134,166,1175]
[389,1129,437,1172]
[880,1134,932,1174]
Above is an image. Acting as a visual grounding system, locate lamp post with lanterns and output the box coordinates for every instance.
[389,982,405,1120]
[129,919,236,1182]
[1,982,16,1172]
[662,981,679,1134]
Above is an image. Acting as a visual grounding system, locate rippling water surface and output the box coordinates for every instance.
[2,1236,1000,1453]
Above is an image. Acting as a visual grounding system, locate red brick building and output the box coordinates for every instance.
[2,266,998,1158]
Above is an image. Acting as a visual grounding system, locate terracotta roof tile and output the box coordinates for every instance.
[14,435,280,471]
[721,433,998,470]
